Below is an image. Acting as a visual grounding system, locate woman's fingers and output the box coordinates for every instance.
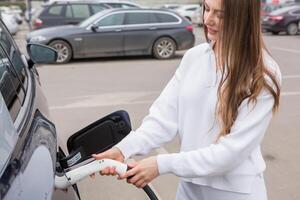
[135,179,145,188]
[119,166,138,179]
[92,152,107,160]
[99,167,117,176]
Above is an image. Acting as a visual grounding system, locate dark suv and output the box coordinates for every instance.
[262,5,300,35]
[32,0,141,29]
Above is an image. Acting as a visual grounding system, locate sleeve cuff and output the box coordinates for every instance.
[114,131,138,160]
[157,154,174,175]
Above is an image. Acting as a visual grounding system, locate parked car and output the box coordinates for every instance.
[27,8,195,63]
[261,5,300,35]
[0,18,81,200]
[0,12,19,35]
[192,6,203,26]
[174,4,201,22]
[0,6,23,25]
[160,4,181,10]
[32,0,142,29]
[260,1,299,17]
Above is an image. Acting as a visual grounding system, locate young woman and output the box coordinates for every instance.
[92,0,281,199]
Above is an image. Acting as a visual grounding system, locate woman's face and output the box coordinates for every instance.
[203,0,224,42]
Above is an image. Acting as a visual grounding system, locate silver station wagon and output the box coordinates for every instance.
[27,8,195,63]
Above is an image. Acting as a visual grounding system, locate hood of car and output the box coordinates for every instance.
[27,25,84,42]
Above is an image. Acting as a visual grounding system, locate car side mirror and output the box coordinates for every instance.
[91,24,98,32]
[26,43,57,64]
[59,110,132,169]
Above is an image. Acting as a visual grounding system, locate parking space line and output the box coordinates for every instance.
[283,75,300,79]
[272,47,300,54]
[282,91,300,96]
[49,91,160,110]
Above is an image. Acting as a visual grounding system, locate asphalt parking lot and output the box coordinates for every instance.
[15,24,300,200]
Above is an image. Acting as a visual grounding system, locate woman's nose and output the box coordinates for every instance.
[204,11,215,26]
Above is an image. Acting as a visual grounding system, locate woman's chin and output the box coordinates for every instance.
[207,34,218,42]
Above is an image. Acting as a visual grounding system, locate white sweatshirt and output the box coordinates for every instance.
[115,43,281,193]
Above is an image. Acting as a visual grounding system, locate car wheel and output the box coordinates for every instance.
[49,40,72,64]
[286,23,298,35]
[271,31,279,35]
[153,37,176,59]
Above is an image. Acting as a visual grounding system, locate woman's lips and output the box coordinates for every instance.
[207,27,218,35]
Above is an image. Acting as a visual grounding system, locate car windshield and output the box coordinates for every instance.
[79,9,112,27]
[271,5,300,15]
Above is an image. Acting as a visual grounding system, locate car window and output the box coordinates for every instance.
[71,4,91,18]
[0,23,26,89]
[271,6,298,15]
[0,92,18,177]
[120,3,138,8]
[292,9,300,14]
[91,4,108,14]
[96,13,125,27]
[0,45,22,121]
[48,5,63,16]
[0,24,25,120]
[155,13,179,23]
[186,7,198,11]
[65,5,72,17]
[125,12,157,25]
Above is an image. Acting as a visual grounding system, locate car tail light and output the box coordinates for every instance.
[269,15,283,21]
[34,18,43,29]
[185,25,193,32]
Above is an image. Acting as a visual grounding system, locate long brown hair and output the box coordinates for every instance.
[203,0,280,138]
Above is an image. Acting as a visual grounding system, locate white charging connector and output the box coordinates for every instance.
[55,159,127,189]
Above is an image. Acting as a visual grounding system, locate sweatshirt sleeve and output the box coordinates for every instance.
[114,51,189,160]
[157,89,277,177]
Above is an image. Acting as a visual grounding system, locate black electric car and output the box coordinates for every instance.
[0,18,157,200]
[0,17,83,199]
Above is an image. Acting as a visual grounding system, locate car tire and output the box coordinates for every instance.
[49,40,72,64]
[153,37,176,59]
[286,23,298,35]
[271,31,279,35]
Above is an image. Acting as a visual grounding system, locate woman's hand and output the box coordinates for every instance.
[119,156,159,188]
[90,147,125,177]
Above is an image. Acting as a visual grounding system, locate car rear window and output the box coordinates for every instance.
[271,6,299,15]
[71,4,91,18]
[47,5,63,16]
[91,4,108,14]
[125,12,157,25]
[155,13,179,23]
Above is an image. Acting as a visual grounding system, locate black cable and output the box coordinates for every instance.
[143,185,159,200]
[127,166,159,200]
